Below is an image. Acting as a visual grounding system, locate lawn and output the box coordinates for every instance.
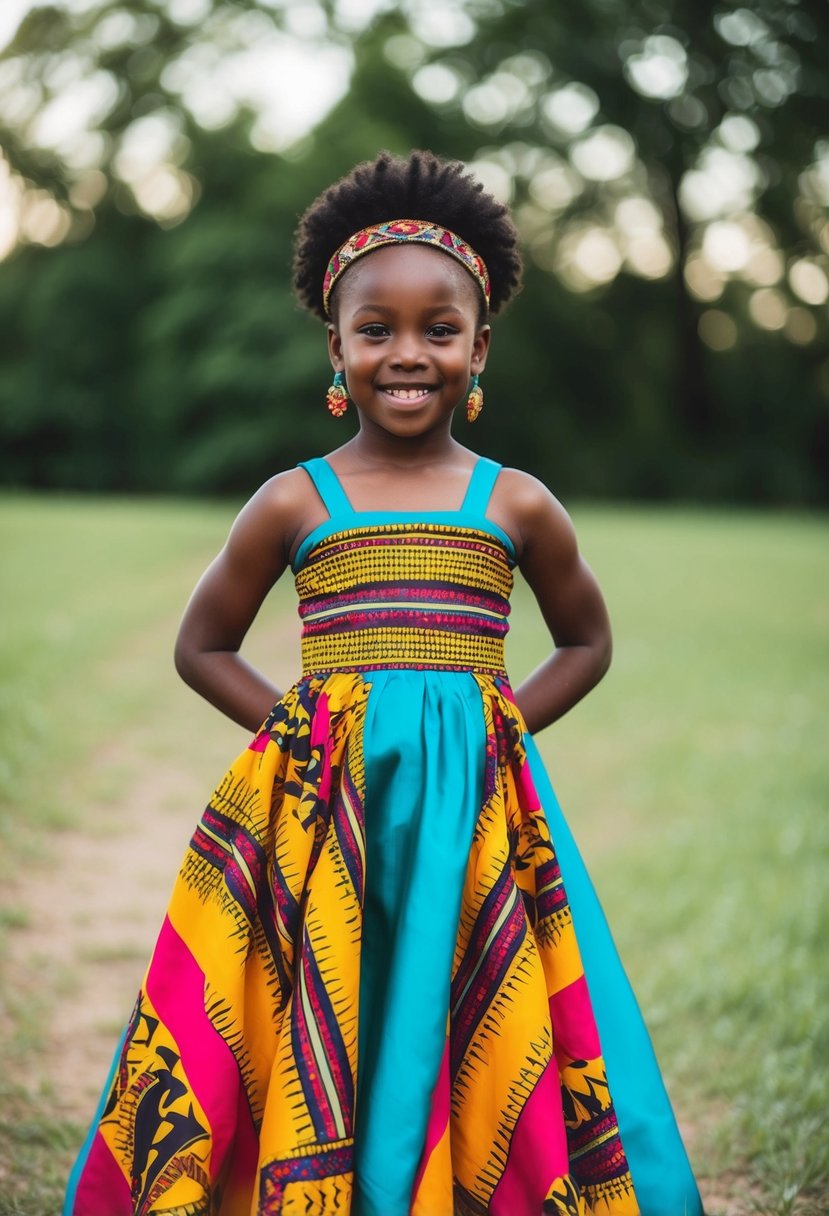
[0,494,827,1215]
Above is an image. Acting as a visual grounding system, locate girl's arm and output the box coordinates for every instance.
[494,471,612,735]
[173,472,311,733]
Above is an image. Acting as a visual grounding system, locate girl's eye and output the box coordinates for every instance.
[429,324,459,338]
[358,323,389,338]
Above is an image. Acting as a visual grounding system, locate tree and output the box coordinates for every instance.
[398,0,829,494]
[0,0,826,501]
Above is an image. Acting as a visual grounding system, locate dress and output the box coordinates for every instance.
[65,457,703,1216]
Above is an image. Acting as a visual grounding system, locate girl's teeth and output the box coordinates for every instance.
[388,388,428,399]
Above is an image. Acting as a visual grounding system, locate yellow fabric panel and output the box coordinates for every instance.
[97,988,213,1212]
[295,525,514,604]
[411,1122,454,1216]
[302,625,506,675]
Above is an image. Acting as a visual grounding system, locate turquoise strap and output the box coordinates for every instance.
[298,458,354,517]
[461,457,502,515]
[300,457,503,519]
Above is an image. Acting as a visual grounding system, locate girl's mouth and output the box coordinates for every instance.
[381,387,434,402]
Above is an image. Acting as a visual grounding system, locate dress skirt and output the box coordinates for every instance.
[65,667,702,1216]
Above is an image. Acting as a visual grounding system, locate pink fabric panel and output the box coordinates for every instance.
[218,1082,261,1212]
[489,1060,569,1216]
[309,691,330,749]
[412,1039,450,1196]
[514,755,541,812]
[145,916,243,1179]
[71,1132,132,1215]
[309,692,334,804]
[549,976,602,1065]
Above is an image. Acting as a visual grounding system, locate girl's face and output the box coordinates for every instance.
[327,243,491,441]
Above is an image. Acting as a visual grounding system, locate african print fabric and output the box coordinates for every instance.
[66,457,701,1215]
[322,219,491,315]
[66,670,637,1215]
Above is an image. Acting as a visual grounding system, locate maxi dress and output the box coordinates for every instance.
[65,456,703,1216]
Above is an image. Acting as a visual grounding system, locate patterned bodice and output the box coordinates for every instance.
[294,458,515,676]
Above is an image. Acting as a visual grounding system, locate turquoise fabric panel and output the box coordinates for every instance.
[354,671,485,1216]
[524,735,703,1216]
[461,455,502,514]
[298,457,354,516]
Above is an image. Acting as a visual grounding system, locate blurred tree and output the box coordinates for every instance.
[399,0,829,494]
[0,0,826,501]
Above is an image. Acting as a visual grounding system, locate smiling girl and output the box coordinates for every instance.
[65,151,703,1216]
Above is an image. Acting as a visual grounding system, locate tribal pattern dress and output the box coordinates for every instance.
[65,457,703,1216]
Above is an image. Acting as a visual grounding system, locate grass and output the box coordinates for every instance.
[0,493,264,1216]
[1,494,827,1214]
[510,506,829,1214]
[0,1083,79,1216]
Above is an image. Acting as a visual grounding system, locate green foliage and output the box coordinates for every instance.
[0,3,827,500]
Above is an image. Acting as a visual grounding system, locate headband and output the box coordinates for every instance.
[322,219,491,316]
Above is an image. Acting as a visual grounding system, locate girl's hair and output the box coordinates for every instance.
[293,150,523,321]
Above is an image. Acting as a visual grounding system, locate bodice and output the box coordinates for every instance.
[294,459,514,676]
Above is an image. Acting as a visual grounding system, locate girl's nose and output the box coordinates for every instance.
[388,335,427,368]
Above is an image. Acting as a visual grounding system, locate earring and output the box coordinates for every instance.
[466,374,484,422]
[326,370,348,417]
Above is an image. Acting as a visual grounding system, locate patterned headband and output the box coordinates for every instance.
[322,219,491,315]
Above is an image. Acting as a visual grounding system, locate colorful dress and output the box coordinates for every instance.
[65,457,703,1216]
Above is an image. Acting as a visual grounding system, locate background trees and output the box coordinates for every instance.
[0,0,826,501]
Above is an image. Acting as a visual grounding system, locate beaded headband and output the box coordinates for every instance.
[322,219,491,316]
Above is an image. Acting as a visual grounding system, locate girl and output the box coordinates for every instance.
[65,151,703,1216]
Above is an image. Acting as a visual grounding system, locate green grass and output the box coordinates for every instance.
[0,493,276,1215]
[510,506,829,1214]
[0,1079,79,1216]
[1,494,237,844]
[1,495,827,1214]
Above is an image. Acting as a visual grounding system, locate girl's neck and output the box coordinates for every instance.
[335,422,471,473]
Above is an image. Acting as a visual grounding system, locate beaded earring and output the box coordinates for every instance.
[466,375,484,422]
[326,370,348,417]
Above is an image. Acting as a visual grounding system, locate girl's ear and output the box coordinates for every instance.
[327,323,343,370]
[471,324,492,376]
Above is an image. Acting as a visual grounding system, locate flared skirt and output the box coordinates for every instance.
[65,669,701,1216]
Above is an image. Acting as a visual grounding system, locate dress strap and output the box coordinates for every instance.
[461,456,503,515]
[298,458,354,517]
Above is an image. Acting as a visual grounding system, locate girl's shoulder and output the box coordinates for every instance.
[489,466,578,564]
[492,465,559,509]
[241,466,321,524]
[254,465,321,507]
[228,466,330,568]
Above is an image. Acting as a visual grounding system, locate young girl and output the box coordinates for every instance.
[65,151,703,1216]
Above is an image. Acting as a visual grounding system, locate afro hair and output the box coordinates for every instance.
[293,150,522,321]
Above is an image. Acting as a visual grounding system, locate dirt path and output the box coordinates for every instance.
[7,751,206,1118]
[5,608,301,1123]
